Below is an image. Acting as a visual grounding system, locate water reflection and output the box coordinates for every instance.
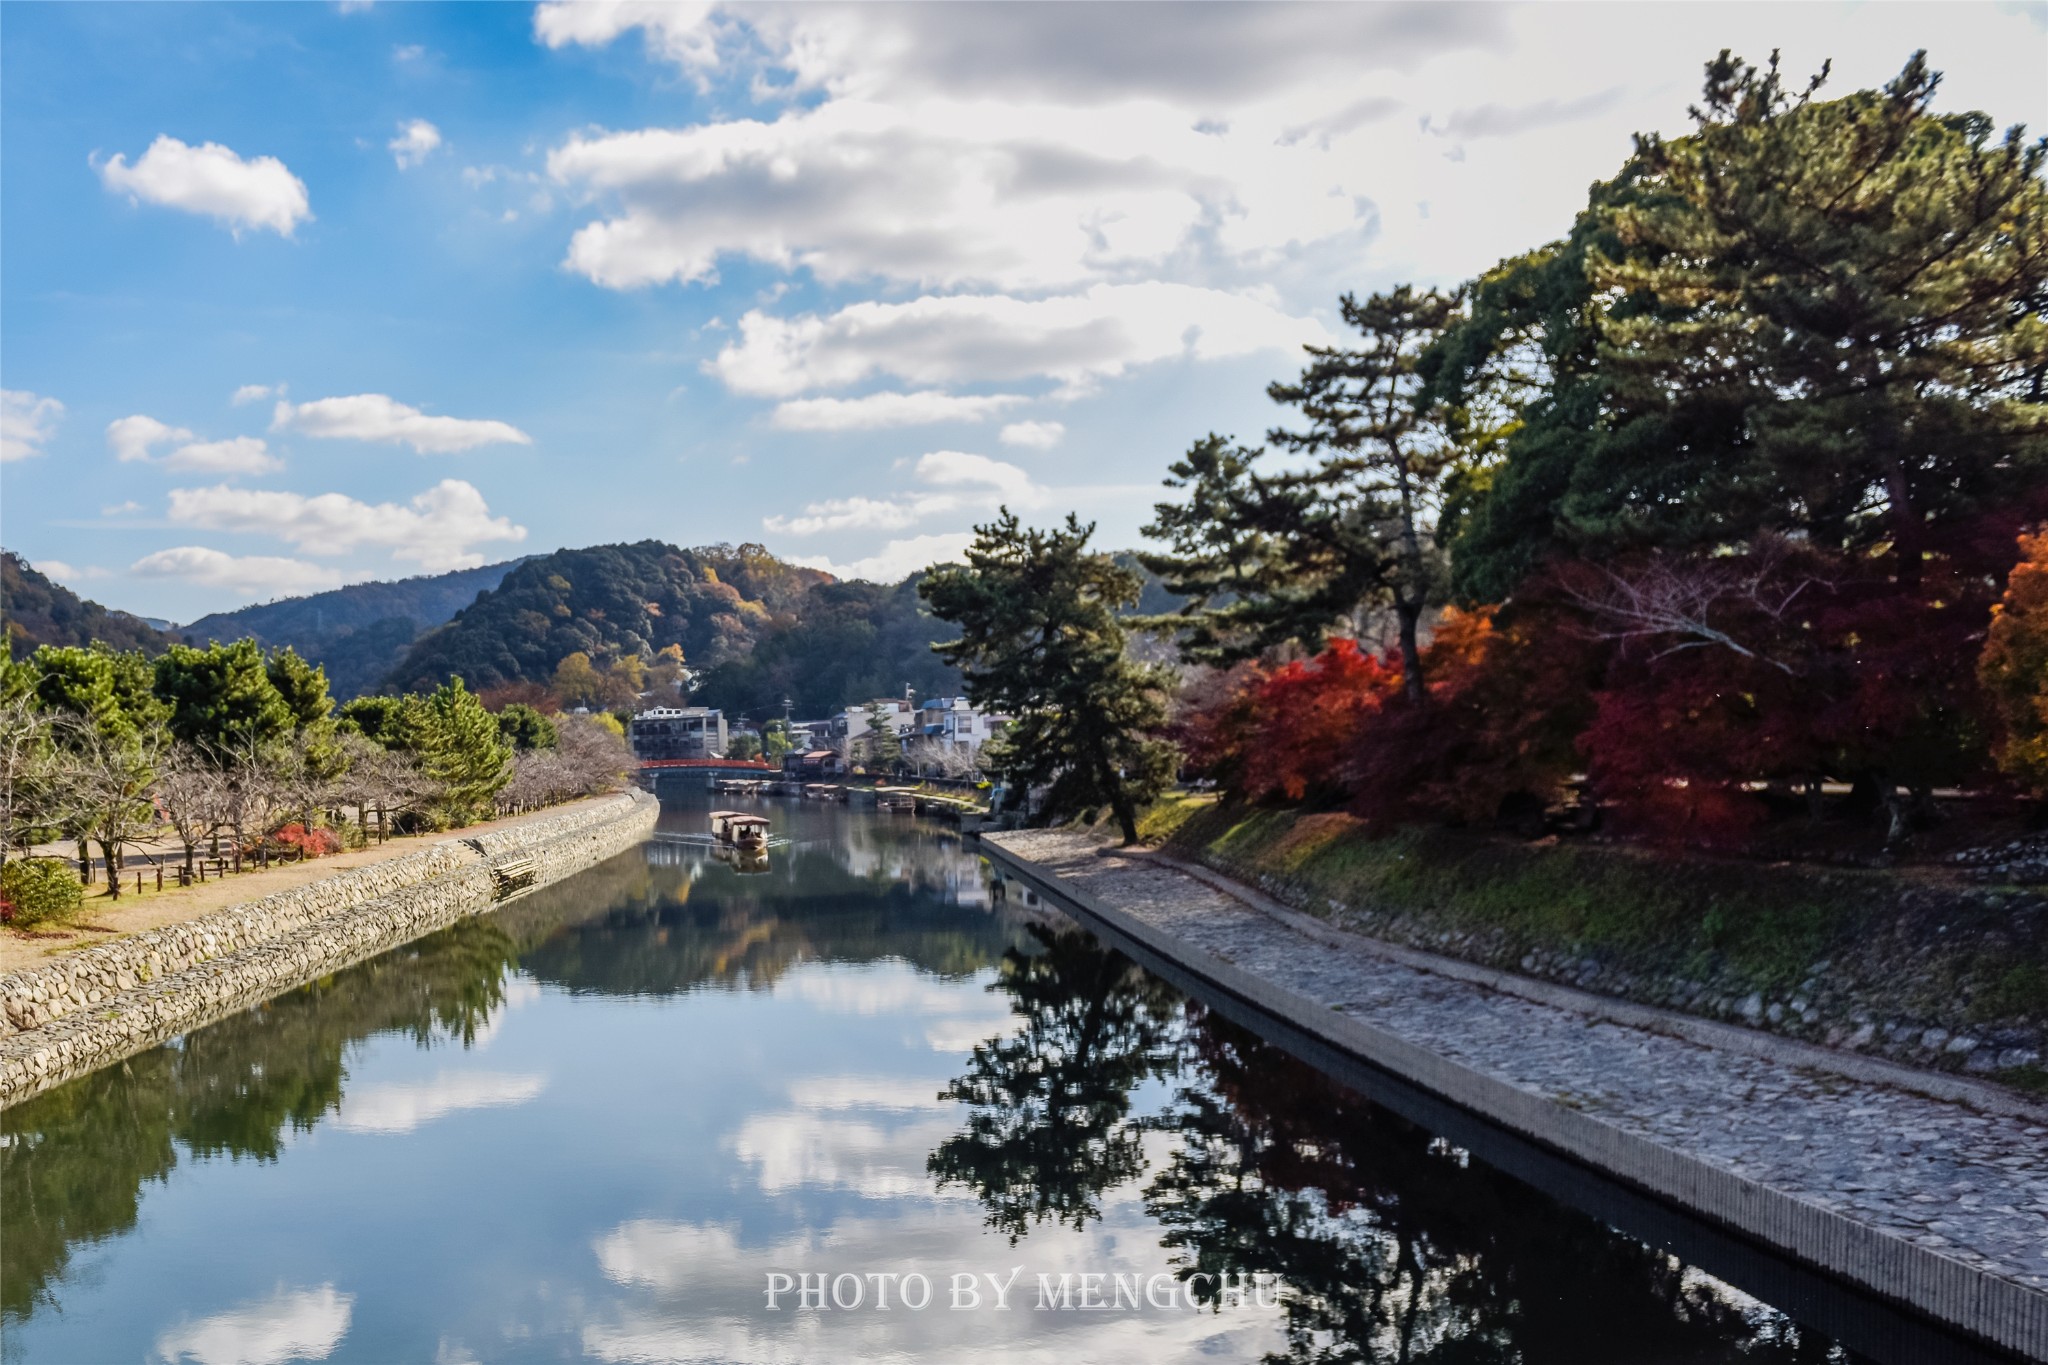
[936,920,1863,1364]
[0,793,1933,1361]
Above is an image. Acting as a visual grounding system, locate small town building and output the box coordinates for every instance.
[629,705,729,761]
[783,749,846,779]
[914,695,1009,758]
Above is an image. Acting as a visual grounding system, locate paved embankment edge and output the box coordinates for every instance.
[978,836,2048,1361]
[0,790,658,1107]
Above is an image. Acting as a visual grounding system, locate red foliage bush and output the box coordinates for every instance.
[1239,639,1399,803]
[1350,602,1601,826]
[268,823,342,858]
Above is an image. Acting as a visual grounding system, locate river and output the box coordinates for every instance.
[0,793,1994,1363]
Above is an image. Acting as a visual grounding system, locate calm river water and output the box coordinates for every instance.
[0,794,1974,1363]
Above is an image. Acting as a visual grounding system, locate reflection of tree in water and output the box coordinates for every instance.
[519,840,1020,998]
[929,925,1855,1363]
[1150,1012,1855,1365]
[3,830,1021,1323]
[928,924,1179,1240]
[1,916,521,1319]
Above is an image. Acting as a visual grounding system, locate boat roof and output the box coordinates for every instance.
[723,814,772,827]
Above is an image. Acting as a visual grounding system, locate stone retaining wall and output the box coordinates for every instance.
[0,789,657,1106]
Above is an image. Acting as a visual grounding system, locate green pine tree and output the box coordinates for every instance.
[922,511,1176,845]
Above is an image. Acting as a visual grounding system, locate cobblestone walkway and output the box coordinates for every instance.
[989,830,2048,1300]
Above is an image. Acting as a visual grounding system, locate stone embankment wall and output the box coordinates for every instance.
[1150,806,2046,1085]
[0,790,657,1106]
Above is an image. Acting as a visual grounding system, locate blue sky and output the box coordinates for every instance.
[4,1,2044,624]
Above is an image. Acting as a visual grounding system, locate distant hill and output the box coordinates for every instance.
[385,541,838,698]
[386,540,968,715]
[183,559,528,698]
[1,552,180,657]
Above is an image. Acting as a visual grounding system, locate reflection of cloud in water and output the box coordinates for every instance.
[334,1071,547,1135]
[786,1073,947,1111]
[154,1285,353,1365]
[923,1015,1021,1053]
[462,975,543,1051]
[733,1072,957,1200]
[584,1212,1283,1364]
[779,962,975,1016]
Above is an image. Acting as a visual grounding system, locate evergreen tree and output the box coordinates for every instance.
[337,695,407,746]
[861,699,899,769]
[1438,51,2048,598]
[922,511,1176,845]
[1141,287,1478,697]
[495,703,559,752]
[399,678,512,825]
[153,640,294,757]
[265,648,334,734]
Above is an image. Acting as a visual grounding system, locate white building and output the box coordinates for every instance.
[913,696,1009,760]
[831,698,917,748]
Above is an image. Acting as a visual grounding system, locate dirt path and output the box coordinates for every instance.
[1,797,620,974]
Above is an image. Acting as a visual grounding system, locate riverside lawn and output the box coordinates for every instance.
[763,1269,1282,1313]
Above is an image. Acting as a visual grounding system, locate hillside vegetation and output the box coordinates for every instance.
[1,553,178,657]
[183,559,527,700]
[383,541,964,714]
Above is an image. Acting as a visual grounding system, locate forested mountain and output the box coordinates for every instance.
[1,552,178,657]
[693,573,964,718]
[384,541,835,700]
[383,540,1184,715]
[182,559,528,700]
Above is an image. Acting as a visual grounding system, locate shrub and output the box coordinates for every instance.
[0,858,84,929]
[266,823,343,859]
[1981,529,2048,796]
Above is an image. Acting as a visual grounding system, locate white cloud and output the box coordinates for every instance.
[108,414,196,463]
[272,394,532,454]
[101,501,144,516]
[108,417,281,474]
[167,478,528,571]
[130,547,353,596]
[764,450,1037,536]
[709,283,1330,398]
[1,390,64,462]
[389,119,443,170]
[154,1285,353,1365]
[536,3,1500,103]
[769,390,1025,432]
[790,531,973,584]
[33,560,103,584]
[98,136,311,238]
[999,419,1065,449]
[334,1071,547,1135]
[536,3,2048,322]
[165,436,281,475]
[231,384,276,406]
[535,1,723,73]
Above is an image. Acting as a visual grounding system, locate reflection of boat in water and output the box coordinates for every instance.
[709,810,772,851]
[713,843,772,875]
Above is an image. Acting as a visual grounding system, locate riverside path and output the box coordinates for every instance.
[982,828,2048,1359]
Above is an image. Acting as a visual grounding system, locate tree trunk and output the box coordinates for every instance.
[77,837,92,885]
[99,836,122,899]
[1396,599,1426,704]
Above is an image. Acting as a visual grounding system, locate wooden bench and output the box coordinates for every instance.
[489,856,538,898]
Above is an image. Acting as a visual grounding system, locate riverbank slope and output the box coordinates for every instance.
[0,790,658,1105]
[983,826,2048,1358]
[1139,796,2047,1090]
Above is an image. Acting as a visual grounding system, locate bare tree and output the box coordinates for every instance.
[0,695,54,867]
[214,734,286,870]
[57,716,167,899]
[1558,541,1820,676]
[154,743,227,876]
[277,728,344,832]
